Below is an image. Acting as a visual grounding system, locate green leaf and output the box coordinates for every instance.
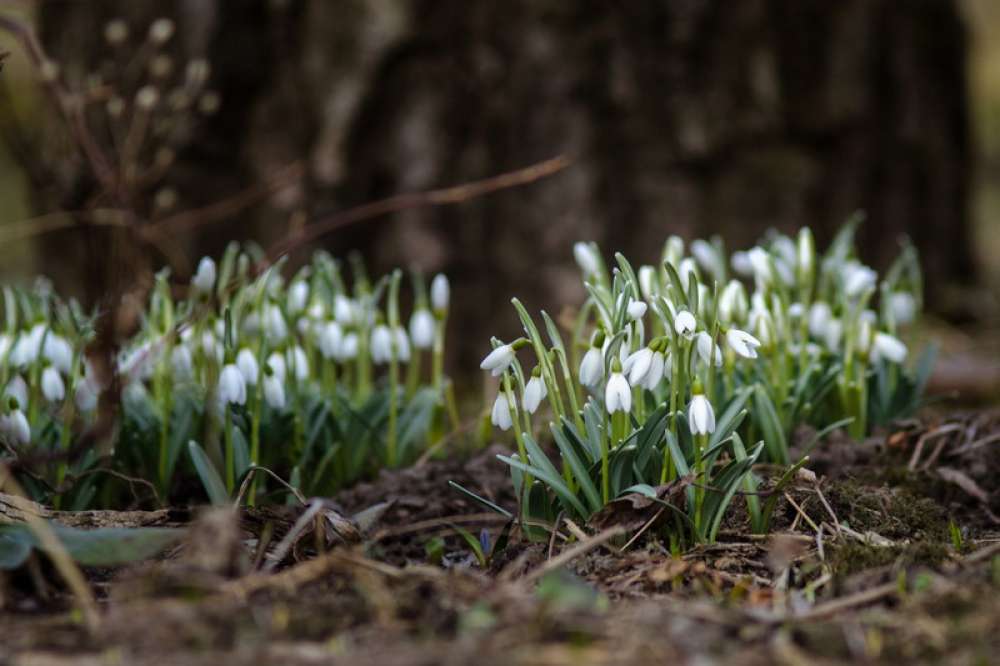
[188,440,229,505]
[497,454,589,519]
[552,422,602,514]
[0,528,34,569]
[0,524,183,570]
[753,385,789,464]
[448,481,513,519]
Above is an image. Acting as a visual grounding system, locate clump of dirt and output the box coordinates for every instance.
[822,480,951,541]
[831,540,952,577]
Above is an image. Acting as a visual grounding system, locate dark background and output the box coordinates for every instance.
[1,0,996,370]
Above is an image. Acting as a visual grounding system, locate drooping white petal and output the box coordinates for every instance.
[726,329,761,359]
[431,274,450,312]
[579,347,604,387]
[191,256,216,294]
[604,372,632,414]
[696,332,723,367]
[41,366,65,403]
[263,373,286,410]
[480,344,515,377]
[872,332,908,364]
[236,348,259,385]
[522,376,547,414]
[688,394,716,435]
[573,242,601,277]
[491,393,513,431]
[409,309,436,349]
[218,364,247,405]
[674,310,697,338]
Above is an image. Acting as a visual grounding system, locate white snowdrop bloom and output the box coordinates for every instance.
[638,265,658,300]
[747,247,774,286]
[731,250,753,277]
[573,242,601,277]
[718,280,748,324]
[773,259,795,286]
[690,239,721,279]
[264,304,288,343]
[623,347,654,386]
[75,379,99,413]
[808,302,833,338]
[773,236,796,268]
[288,346,310,381]
[296,317,313,337]
[171,344,193,380]
[662,235,685,267]
[338,333,359,361]
[392,327,411,362]
[627,299,648,321]
[491,393,513,431]
[696,332,723,367]
[218,363,247,406]
[236,348,259,385]
[843,263,877,298]
[638,351,665,391]
[43,334,73,375]
[191,256,216,294]
[579,347,604,387]
[674,310,697,338]
[267,352,287,382]
[409,309,436,349]
[753,309,775,348]
[890,292,917,326]
[678,258,699,290]
[788,302,805,319]
[288,281,309,314]
[307,302,326,320]
[872,332,908,364]
[201,330,223,362]
[242,312,261,335]
[480,343,516,377]
[317,321,344,360]
[4,375,28,410]
[431,274,450,312]
[604,370,632,414]
[522,375,547,414]
[688,394,716,436]
[334,294,356,324]
[726,329,762,359]
[370,325,393,364]
[10,324,45,367]
[0,409,30,446]
[860,309,878,326]
[0,334,11,359]
[263,372,286,410]
[41,366,66,403]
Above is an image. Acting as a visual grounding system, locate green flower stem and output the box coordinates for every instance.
[223,405,235,493]
[405,348,421,398]
[386,270,402,468]
[432,317,446,393]
[693,432,709,538]
[248,384,263,506]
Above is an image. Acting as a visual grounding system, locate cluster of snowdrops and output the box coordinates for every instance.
[476,220,927,546]
[0,244,454,508]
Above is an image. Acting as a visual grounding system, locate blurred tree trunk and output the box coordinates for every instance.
[31,0,973,362]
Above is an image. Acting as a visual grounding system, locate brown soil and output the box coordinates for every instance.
[2,414,1000,665]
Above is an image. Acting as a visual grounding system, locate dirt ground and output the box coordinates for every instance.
[2,411,1000,666]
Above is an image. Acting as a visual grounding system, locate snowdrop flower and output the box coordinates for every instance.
[753,309,776,349]
[43,334,73,375]
[218,363,247,405]
[171,344,193,380]
[431,274,450,313]
[747,247,774,287]
[201,330,223,363]
[288,346,310,381]
[0,334,10,359]
[674,310,697,338]
[638,265,658,300]
[371,324,393,364]
[338,332,359,361]
[788,302,805,319]
[267,352,287,382]
[41,366,66,403]
[773,236,796,268]
[263,371,286,410]
[264,304,288,343]
[317,321,344,360]
[688,393,716,436]
[522,373,547,414]
[307,302,326,320]
[10,324,44,367]
[662,235,685,267]
[890,292,917,326]
[491,393,513,431]
[409,309,436,349]
[872,332,908,364]
[573,242,601,277]
[856,319,874,356]
[843,263,877,298]
[726,329,761,359]
[678,258,698,291]
[393,327,411,362]
[696,332,722,367]
[480,343,516,377]
[236,348,259,385]
[627,299,648,321]
[4,375,28,411]
[731,250,753,277]
[334,294,356,324]
[604,366,631,414]
[824,319,844,351]
[624,347,664,391]
[718,280,748,324]
[0,409,30,446]
[691,239,724,281]
[288,281,309,314]
[191,256,216,294]
[808,302,833,339]
[579,346,604,388]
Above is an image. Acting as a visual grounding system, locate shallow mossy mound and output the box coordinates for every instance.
[831,540,952,577]
[823,479,951,541]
